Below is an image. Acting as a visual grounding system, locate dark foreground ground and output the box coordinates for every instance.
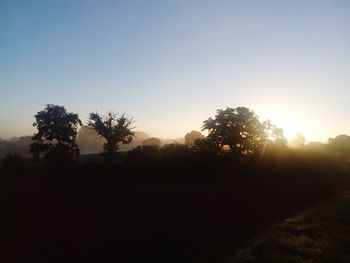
[232,192,350,263]
[0,157,349,263]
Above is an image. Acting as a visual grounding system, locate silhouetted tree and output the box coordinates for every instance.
[193,138,221,157]
[160,143,193,160]
[142,137,162,149]
[263,120,288,147]
[202,107,267,155]
[30,104,82,165]
[88,111,135,163]
[128,145,160,163]
[185,130,205,147]
[76,127,150,154]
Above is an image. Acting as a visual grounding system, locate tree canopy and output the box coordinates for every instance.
[263,120,288,147]
[202,107,286,155]
[185,130,205,147]
[88,111,135,163]
[30,104,82,164]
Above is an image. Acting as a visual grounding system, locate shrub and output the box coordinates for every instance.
[128,145,160,163]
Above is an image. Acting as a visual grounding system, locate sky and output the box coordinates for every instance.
[1,0,350,142]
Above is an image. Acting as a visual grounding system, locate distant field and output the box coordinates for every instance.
[232,192,350,263]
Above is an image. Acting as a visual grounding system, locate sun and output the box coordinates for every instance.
[262,112,309,141]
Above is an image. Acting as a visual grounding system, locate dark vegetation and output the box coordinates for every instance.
[0,104,350,263]
[87,111,135,163]
[30,104,82,165]
[232,192,350,263]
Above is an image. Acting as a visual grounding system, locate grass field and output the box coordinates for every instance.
[232,192,350,263]
[0,156,348,263]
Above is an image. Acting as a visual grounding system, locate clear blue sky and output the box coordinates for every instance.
[1,0,349,141]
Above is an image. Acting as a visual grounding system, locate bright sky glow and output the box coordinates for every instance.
[1,1,350,141]
[260,111,310,141]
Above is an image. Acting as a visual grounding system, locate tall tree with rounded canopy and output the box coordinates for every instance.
[203,107,266,155]
[30,104,82,165]
[88,111,135,163]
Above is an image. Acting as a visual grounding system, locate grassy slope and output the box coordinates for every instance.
[232,192,350,263]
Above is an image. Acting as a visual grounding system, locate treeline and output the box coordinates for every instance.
[1,104,350,169]
[0,130,183,158]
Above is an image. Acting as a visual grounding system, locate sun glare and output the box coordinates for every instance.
[262,112,309,141]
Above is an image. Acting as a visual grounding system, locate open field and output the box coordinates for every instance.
[0,156,349,263]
